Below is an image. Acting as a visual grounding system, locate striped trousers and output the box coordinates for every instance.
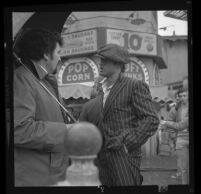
[95,146,142,186]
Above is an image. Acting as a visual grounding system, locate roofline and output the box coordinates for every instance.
[161,35,187,40]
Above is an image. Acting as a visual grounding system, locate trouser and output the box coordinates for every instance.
[176,138,189,184]
[95,146,142,186]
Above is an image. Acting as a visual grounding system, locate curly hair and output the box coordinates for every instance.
[17,28,63,61]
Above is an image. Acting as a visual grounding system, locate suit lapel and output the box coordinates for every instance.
[103,75,127,118]
[99,92,104,114]
[95,94,103,126]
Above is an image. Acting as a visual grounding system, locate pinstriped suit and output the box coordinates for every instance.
[95,74,160,186]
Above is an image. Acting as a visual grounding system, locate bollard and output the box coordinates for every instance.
[55,122,102,186]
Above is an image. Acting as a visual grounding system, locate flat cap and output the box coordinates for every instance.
[163,97,174,103]
[95,44,131,64]
[153,97,165,104]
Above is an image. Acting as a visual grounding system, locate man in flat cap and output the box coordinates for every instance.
[89,44,160,186]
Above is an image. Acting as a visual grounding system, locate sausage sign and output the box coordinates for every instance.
[106,29,157,56]
[60,30,97,56]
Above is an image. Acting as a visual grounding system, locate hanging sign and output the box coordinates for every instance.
[124,57,150,84]
[60,29,97,56]
[58,58,99,86]
[106,29,157,56]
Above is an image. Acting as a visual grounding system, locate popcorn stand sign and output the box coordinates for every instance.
[58,58,99,86]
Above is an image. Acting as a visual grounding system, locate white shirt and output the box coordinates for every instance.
[100,78,114,107]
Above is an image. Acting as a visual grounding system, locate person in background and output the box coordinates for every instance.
[167,88,184,152]
[91,43,159,186]
[153,97,166,120]
[152,97,168,154]
[14,29,74,186]
[160,88,189,184]
[174,89,183,110]
[175,90,181,105]
[163,97,175,112]
[182,76,188,91]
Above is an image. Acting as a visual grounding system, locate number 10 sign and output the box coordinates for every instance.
[106,29,157,56]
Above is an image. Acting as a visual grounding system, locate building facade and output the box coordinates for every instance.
[13,11,178,157]
[160,35,188,98]
[58,11,168,120]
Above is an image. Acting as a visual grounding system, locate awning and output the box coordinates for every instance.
[163,10,187,21]
[162,35,187,41]
[59,84,169,100]
[59,84,92,99]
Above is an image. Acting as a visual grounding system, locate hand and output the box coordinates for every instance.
[158,121,167,130]
[160,120,167,125]
[106,136,122,150]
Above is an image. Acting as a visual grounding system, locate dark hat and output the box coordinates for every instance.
[95,44,131,64]
[163,97,174,103]
[153,97,165,104]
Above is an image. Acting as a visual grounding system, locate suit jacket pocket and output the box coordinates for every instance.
[49,152,68,169]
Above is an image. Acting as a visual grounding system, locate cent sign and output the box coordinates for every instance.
[106,29,157,56]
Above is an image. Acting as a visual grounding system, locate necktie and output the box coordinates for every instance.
[97,82,104,108]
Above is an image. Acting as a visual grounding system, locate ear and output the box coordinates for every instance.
[43,53,49,61]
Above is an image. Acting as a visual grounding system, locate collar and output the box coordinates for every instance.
[32,62,48,80]
[99,77,107,85]
[119,72,124,81]
[101,78,114,93]
[100,72,123,89]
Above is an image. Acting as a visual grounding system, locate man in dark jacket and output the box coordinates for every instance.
[80,44,160,186]
[14,29,74,186]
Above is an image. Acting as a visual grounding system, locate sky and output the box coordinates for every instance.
[157,11,187,36]
[72,11,188,36]
[12,11,188,38]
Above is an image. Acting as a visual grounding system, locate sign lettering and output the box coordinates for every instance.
[123,57,150,85]
[62,62,94,84]
[66,73,91,82]
[58,58,99,86]
[60,30,97,56]
[107,29,157,56]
